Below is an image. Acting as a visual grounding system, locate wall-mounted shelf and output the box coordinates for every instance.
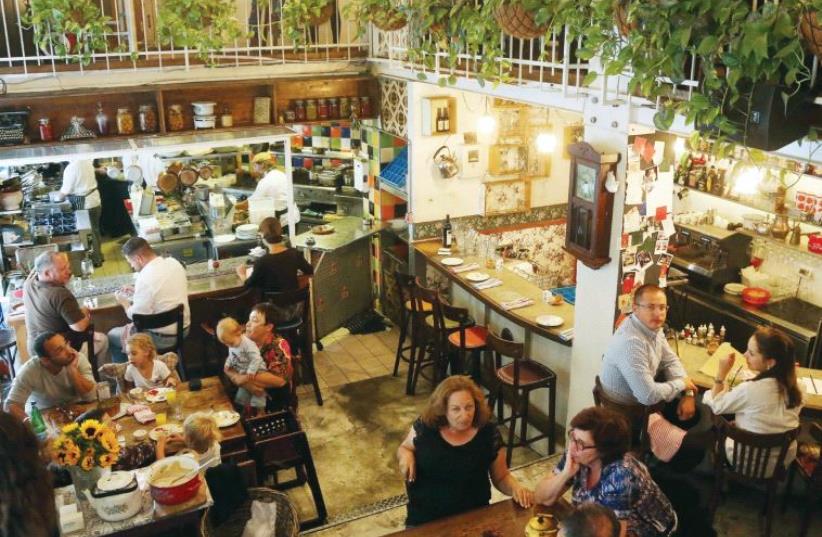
[420,96,457,136]
[685,187,821,232]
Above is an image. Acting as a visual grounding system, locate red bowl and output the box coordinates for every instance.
[150,473,200,505]
[741,287,771,307]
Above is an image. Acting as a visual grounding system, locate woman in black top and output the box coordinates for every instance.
[397,376,534,527]
[236,217,313,321]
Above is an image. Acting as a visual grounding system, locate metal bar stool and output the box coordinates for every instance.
[391,271,431,379]
[487,330,557,466]
[441,303,488,383]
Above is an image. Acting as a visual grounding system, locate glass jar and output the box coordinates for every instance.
[339,97,351,119]
[138,104,157,133]
[283,109,296,123]
[360,96,372,117]
[221,105,233,128]
[306,99,318,121]
[294,100,306,121]
[38,118,54,142]
[116,107,135,135]
[329,98,339,119]
[318,98,329,120]
[95,102,109,136]
[350,97,361,119]
[167,104,184,131]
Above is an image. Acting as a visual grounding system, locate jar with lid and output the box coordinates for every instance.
[38,118,54,142]
[138,104,157,133]
[306,99,318,121]
[221,105,233,127]
[340,97,351,119]
[350,96,361,119]
[116,107,135,135]
[167,104,184,131]
[95,102,109,135]
[294,100,306,121]
[360,96,372,117]
[318,98,329,120]
[283,108,296,123]
[329,98,339,119]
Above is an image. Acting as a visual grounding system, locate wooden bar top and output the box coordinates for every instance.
[415,240,574,345]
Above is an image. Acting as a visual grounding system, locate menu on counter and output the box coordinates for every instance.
[698,342,754,386]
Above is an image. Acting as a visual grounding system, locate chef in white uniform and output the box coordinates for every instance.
[57,158,103,266]
[250,152,290,225]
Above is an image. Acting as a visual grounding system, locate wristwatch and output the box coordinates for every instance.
[683,389,696,397]
[713,378,725,384]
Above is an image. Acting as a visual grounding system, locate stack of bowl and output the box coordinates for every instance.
[191,102,216,129]
[236,223,259,240]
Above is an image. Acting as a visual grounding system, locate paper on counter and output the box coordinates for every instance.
[799,376,820,395]
[473,278,502,290]
[452,263,479,273]
[698,342,753,385]
[501,298,534,311]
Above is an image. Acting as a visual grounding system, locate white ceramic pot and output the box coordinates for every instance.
[83,471,142,522]
[191,101,216,116]
[193,115,216,129]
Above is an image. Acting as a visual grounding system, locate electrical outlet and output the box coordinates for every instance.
[798,266,814,279]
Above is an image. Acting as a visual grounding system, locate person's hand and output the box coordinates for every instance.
[398,449,416,482]
[717,353,736,380]
[166,433,185,444]
[677,396,696,421]
[165,376,179,388]
[236,264,248,279]
[511,485,534,508]
[683,376,698,393]
[562,444,581,479]
[65,348,80,371]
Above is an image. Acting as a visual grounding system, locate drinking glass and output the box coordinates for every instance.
[156,412,167,426]
[166,390,182,420]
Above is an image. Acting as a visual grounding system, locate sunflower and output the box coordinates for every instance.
[64,446,81,466]
[99,431,119,454]
[79,419,102,440]
[98,452,118,468]
[61,422,79,435]
[80,454,95,471]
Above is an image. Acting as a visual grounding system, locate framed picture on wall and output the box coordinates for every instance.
[489,144,527,175]
[459,144,486,178]
[484,179,530,215]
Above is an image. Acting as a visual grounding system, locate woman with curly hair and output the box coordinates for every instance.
[0,411,57,537]
[397,376,533,527]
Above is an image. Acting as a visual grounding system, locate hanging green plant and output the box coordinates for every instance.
[487,0,550,40]
[283,0,336,48]
[158,0,246,65]
[344,0,407,37]
[23,0,113,65]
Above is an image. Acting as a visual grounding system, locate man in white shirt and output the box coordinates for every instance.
[107,237,190,363]
[57,158,104,266]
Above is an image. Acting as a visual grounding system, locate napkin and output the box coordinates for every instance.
[474,278,502,290]
[437,248,452,255]
[799,376,820,395]
[501,298,534,311]
[559,328,574,341]
[452,263,480,274]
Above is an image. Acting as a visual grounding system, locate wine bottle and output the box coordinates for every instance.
[442,107,450,132]
[442,214,452,248]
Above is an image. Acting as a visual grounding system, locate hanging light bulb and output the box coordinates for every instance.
[733,166,762,196]
[673,137,686,159]
[536,132,557,153]
[476,96,496,138]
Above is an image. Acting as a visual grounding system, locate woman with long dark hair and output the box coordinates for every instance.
[705,326,803,474]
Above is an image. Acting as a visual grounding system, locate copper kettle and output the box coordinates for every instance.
[789,222,803,246]
[770,212,790,239]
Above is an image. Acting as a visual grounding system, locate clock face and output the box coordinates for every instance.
[575,163,597,202]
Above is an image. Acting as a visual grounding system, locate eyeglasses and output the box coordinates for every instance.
[567,430,597,451]
[636,303,670,312]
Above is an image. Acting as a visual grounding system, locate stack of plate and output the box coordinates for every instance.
[236,223,259,240]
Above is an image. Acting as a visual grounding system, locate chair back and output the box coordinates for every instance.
[413,283,444,328]
[593,376,663,455]
[713,415,800,483]
[202,288,260,333]
[486,330,524,388]
[263,287,312,353]
[133,304,185,379]
[809,423,822,485]
[394,271,416,305]
[65,324,98,381]
[441,302,471,347]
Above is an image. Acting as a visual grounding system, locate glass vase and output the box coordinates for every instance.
[68,465,106,498]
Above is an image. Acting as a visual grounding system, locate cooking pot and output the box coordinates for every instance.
[178,167,199,187]
[147,456,201,506]
[194,184,210,202]
[809,232,822,254]
[83,471,142,522]
[433,145,459,179]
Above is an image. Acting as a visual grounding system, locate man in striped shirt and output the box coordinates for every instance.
[600,285,698,423]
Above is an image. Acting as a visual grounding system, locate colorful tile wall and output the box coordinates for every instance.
[414,203,568,239]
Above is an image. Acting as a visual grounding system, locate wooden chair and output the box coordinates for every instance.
[65,324,98,381]
[244,410,327,530]
[200,288,260,374]
[709,415,800,537]
[263,287,322,406]
[592,375,664,459]
[442,302,488,383]
[0,328,18,380]
[391,271,430,379]
[133,304,186,380]
[783,422,822,537]
[487,330,557,466]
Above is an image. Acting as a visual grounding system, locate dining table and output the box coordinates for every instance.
[385,498,572,536]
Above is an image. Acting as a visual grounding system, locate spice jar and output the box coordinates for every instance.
[95,102,109,135]
[360,96,372,117]
[138,104,157,133]
[167,104,184,131]
[340,97,351,119]
[350,96,361,119]
[116,107,135,135]
[38,118,54,142]
[329,98,339,119]
[318,98,329,120]
[294,100,306,121]
[283,109,296,123]
[221,105,233,128]
[306,99,318,121]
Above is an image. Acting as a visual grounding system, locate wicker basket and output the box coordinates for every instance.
[372,8,408,32]
[614,0,637,38]
[200,488,300,537]
[801,10,822,62]
[308,1,335,26]
[494,3,548,40]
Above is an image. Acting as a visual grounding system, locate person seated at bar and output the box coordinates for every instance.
[123,333,178,390]
[23,251,110,366]
[397,376,534,527]
[3,332,96,423]
[559,503,621,537]
[235,217,313,323]
[107,237,190,363]
[535,407,676,537]
[600,284,699,426]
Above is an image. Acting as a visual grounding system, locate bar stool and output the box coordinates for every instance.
[441,303,488,383]
[487,330,557,465]
[0,328,17,380]
[391,272,431,378]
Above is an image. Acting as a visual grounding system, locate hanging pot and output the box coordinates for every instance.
[800,10,822,61]
[494,2,548,40]
[157,172,179,194]
[372,8,407,32]
[614,0,637,38]
[433,146,459,179]
[306,0,335,25]
[178,167,199,187]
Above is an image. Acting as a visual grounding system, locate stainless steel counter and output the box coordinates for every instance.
[292,216,387,252]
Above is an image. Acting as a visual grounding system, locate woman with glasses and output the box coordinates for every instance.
[535,407,676,537]
[397,376,534,527]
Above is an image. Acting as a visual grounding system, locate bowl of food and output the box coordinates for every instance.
[741,287,771,307]
[147,455,200,505]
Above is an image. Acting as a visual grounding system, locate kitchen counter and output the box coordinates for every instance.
[293,216,387,252]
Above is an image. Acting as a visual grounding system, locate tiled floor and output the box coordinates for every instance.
[91,236,133,278]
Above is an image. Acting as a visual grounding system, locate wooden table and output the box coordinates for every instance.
[44,376,250,463]
[386,499,571,536]
[677,340,822,413]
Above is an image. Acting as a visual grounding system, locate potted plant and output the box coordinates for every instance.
[23,0,112,65]
[158,0,246,64]
[283,0,336,47]
[50,419,120,497]
[344,0,407,36]
[486,0,549,40]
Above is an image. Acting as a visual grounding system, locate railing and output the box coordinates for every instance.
[0,0,367,78]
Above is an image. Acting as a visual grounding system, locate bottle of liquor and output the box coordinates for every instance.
[436,108,445,132]
[29,401,47,437]
[442,107,450,132]
[442,214,453,248]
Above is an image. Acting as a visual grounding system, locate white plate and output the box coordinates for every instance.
[441,257,464,266]
[149,424,183,441]
[145,387,174,403]
[213,234,235,244]
[212,410,241,428]
[536,315,564,328]
[724,283,745,295]
[465,272,490,283]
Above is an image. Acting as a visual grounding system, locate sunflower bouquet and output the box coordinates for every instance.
[51,419,120,471]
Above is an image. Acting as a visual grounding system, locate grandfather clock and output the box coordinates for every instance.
[564,142,621,269]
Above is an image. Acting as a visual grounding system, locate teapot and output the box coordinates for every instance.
[525,514,559,537]
[83,471,142,522]
[433,146,459,179]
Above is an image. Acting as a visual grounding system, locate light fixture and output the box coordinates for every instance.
[536,132,557,153]
[673,137,686,159]
[733,166,762,196]
[476,97,496,137]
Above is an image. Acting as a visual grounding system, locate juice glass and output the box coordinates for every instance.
[156,412,167,426]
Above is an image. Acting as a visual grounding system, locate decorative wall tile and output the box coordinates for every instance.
[414,204,568,240]
[379,77,408,139]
